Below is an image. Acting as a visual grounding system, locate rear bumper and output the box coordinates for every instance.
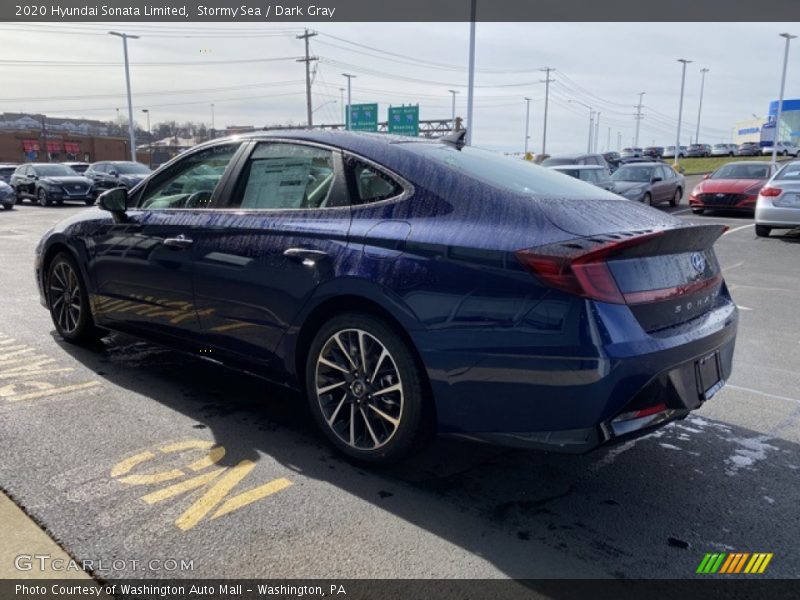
[755,199,800,228]
[418,295,738,453]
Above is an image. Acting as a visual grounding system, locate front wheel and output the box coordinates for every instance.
[670,188,682,207]
[84,198,95,206]
[46,253,103,344]
[2,203,13,210]
[642,192,652,206]
[755,225,771,238]
[306,312,430,465]
[37,188,51,207]
[691,208,705,214]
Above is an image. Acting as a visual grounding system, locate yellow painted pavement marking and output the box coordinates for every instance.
[142,468,225,505]
[2,381,100,402]
[211,477,293,520]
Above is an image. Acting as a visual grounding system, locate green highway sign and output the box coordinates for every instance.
[348,103,378,131]
[387,105,419,136]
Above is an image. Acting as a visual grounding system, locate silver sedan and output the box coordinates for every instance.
[755,161,800,237]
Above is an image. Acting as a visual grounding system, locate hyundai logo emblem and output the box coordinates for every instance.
[691,253,706,273]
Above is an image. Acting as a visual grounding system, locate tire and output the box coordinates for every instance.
[37,188,51,207]
[46,252,103,344]
[642,192,652,206]
[84,198,95,206]
[782,150,788,157]
[305,312,430,465]
[691,208,705,215]
[670,188,682,207]
[755,225,771,238]
[2,203,13,210]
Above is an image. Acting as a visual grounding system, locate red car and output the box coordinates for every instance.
[689,161,777,214]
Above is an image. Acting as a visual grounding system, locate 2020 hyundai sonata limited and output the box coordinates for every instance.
[35,131,738,464]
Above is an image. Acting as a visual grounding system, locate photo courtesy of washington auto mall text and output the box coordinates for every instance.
[1,0,799,598]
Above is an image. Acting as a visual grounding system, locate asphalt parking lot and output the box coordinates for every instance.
[1,176,799,580]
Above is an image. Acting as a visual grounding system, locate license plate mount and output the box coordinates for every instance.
[696,351,723,402]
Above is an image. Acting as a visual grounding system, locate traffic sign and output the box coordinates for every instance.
[348,103,378,132]
[388,105,419,136]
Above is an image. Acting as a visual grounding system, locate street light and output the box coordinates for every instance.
[772,33,796,169]
[339,88,345,125]
[569,99,593,152]
[594,112,600,153]
[466,0,476,145]
[695,68,709,144]
[108,31,139,162]
[448,89,459,123]
[674,58,693,168]
[141,108,151,168]
[524,97,532,155]
[210,103,215,137]
[342,73,356,130]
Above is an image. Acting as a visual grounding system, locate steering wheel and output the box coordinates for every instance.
[184,191,210,208]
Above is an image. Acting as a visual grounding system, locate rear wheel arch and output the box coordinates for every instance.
[292,294,436,426]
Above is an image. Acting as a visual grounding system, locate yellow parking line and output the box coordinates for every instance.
[4,381,100,402]
[175,460,256,531]
[212,478,293,520]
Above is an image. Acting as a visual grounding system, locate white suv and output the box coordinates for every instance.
[761,141,800,157]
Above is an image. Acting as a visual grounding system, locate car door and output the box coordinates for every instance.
[190,140,352,370]
[85,142,245,342]
[652,166,671,204]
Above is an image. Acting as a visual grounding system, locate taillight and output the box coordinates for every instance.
[613,403,667,422]
[760,187,782,197]
[515,232,664,305]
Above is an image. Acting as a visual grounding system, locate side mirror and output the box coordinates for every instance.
[651,176,663,183]
[98,187,128,218]
[108,169,119,177]
[703,173,711,180]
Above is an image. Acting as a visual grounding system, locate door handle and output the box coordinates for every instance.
[283,247,329,265]
[162,234,194,249]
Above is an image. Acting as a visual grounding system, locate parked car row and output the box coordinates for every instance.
[6,161,151,207]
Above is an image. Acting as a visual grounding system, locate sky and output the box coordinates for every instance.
[1,21,799,154]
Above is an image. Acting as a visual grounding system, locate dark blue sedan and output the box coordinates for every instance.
[35,130,738,464]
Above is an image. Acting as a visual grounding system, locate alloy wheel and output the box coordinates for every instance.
[49,261,82,335]
[314,328,404,450]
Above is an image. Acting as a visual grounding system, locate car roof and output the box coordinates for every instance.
[550,164,605,170]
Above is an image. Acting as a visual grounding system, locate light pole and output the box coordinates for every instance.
[448,89,459,123]
[772,33,796,169]
[141,108,151,168]
[695,68,709,144]
[210,103,215,137]
[594,112,600,153]
[108,31,139,162]
[569,99,593,152]
[339,88,345,125]
[466,0,476,145]
[524,97,532,155]
[674,58,693,168]
[342,74,355,130]
[634,92,645,148]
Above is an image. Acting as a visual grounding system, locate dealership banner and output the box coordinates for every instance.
[3,579,799,600]
[2,0,799,22]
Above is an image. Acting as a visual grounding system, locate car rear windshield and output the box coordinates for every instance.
[611,165,654,182]
[35,165,76,176]
[539,157,576,167]
[711,163,771,179]
[775,163,800,180]
[408,145,618,198]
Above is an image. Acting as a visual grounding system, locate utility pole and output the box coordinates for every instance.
[772,33,796,169]
[617,131,622,152]
[142,108,151,167]
[342,73,355,130]
[675,59,693,167]
[524,97,532,155]
[210,103,215,136]
[634,92,645,148]
[594,112,600,153]
[606,127,611,153]
[466,0,476,145]
[108,31,139,162]
[297,29,318,128]
[540,67,554,155]
[339,88,345,125]
[448,89,459,123]
[695,68,709,143]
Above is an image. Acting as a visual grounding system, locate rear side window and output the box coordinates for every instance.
[346,158,403,204]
